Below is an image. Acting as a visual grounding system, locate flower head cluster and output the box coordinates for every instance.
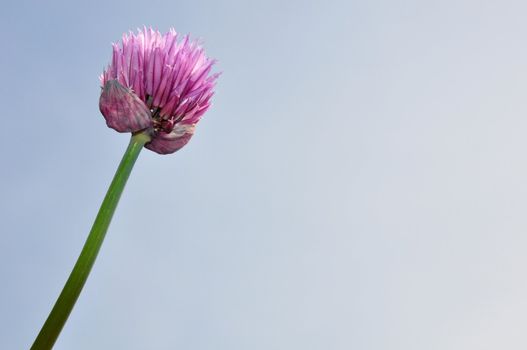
[99,27,219,154]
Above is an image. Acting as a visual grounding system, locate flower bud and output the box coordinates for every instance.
[99,80,152,133]
[145,124,195,155]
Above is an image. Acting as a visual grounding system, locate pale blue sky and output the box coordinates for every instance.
[2,0,527,349]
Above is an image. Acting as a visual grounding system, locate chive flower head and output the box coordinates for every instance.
[99,27,219,154]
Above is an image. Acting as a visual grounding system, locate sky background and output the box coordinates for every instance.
[1,0,527,349]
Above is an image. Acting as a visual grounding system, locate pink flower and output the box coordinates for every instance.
[99,27,219,154]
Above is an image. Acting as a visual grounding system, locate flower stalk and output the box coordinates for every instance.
[31,131,151,350]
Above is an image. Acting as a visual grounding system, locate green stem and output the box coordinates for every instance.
[31,131,151,350]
